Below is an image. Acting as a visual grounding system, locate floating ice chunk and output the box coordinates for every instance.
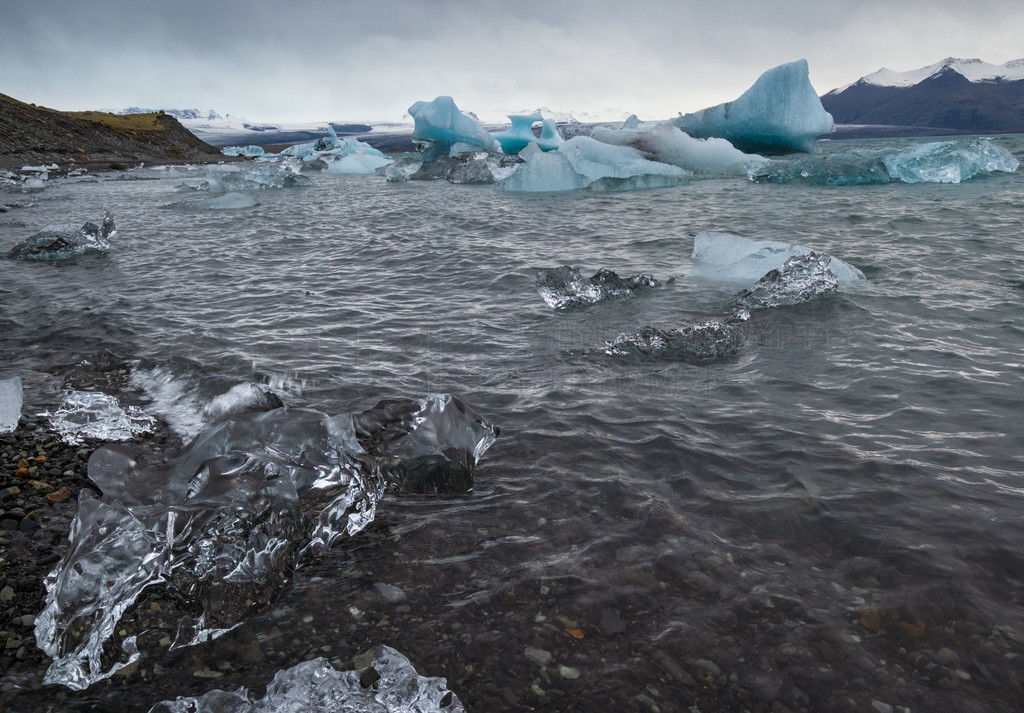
[395,152,523,184]
[691,232,865,285]
[491,112,564,154]
[147,646,464,713]
[604,318,745,364]
[592,124,767,175]
[6,209,115,260]
[323,145,393,175]
[749,149,893,186]
[497,136,688,192]
[674,59,834,153]
[42,390,156,446]
[536,266,658,309]
[36,395,497,690]
[383,157,423,182]
[163,193,260,210]
[0,376,22,433]
[221,145,266,157]
[187,162,310,192]
[883,137,1019,184]
[735,252,839,310]
[409,96,501,160]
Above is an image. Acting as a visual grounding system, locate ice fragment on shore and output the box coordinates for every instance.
[604,318,745,364]
[0,376,23,433]
[43,390,156,445]
[147,646,464,713]
[36,395,497,690]
[6,209,115,260]
[536,266,658,309]
[691,232,865,285]
[735,252,839,309]
[674,59,834,153]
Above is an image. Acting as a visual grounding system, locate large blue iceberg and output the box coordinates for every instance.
[408,96,500,160]
[674,59,834,153]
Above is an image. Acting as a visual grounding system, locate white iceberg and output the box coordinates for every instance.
[591,124,767,175]
[491,111,564,153]
[0,376,22,433]
[497,137,688,192]
[408,96,501,159]
[674,59,834,153]
[691,232,865,285]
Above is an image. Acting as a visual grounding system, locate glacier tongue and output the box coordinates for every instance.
[147,646,464,713]
[673,59,834,153]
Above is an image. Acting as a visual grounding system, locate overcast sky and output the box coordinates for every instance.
[2,0,1022,124]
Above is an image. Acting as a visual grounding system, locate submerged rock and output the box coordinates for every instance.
[536,266,659,309]
[6,209,115,260]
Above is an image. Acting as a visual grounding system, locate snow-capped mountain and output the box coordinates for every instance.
[821,58,1024,132]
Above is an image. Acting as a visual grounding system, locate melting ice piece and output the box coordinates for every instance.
[35,395,497,690]
[497,136,688,192]
[491,112,564,154]
[163,193,260,210]
[883,137,1020,184]
[592,124,767,175]
[43,390,156,446]
[0,376,22,433]
[409,96,501,160]
[536,266,658,309]
[396,152,523,184]
[221,145,266,157]
[674,59,834,153]
[147,646,464,713]
[354,394,499,494]
[735,252,839,310]
[188,162,310,192]
[604,317,746,364]
[691,232,865,285]
[6,209,115,260]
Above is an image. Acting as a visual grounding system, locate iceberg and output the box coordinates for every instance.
[147,646,464,713]
[221,145,266,157]
[491,111,564,153]
[409,96,501,160]
[43,390,157,445]
[35,395,497,690]
[388,152,522,184]
[536,266,659,309]
[183,162,310,192]
[751,137,1019,185]
[497,136,688,192]
[674,59,834,153]
[734,252,839,310]
[691,232,865,285]
[6,209,115,260]
[0,376,22,433]
[604,317,746,364]
[591,124,767,175]
[276,127,392,175]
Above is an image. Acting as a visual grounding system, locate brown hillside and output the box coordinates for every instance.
[0,93,236,173]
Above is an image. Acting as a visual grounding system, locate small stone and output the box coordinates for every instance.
[692,658,722,676]
[525,647,552,666]
[373,582,406,604]
[192,668,224,679]
[27,480,54,494]
[871,700,894,713]
[46,487,72,503]
[559,665,580,679]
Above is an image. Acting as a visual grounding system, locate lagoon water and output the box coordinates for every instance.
[2,135,1024,712]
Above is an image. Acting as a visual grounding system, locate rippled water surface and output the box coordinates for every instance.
[3,136,1024,712]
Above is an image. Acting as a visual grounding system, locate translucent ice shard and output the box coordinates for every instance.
[43,390,157,446]
[735,252,839,310]
[6,209,115,260]
[147,646,464,713]
[691,232,865,285]
[0,376,22,433]
[604,317,745,364]
[536,266,658,309]
[882,137,1019,184]
[186,162,310,192]
[35,395,497,690]
[674,59,834,153]
[592,124,767,175]
[408,96,501,160]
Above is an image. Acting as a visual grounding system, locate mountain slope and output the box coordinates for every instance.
[821,58,1024,133]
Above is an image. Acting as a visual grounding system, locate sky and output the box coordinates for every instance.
[2,0,1023,125]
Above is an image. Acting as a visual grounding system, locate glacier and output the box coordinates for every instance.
[674,59,834,153]
[496,137,688,192]
[6,209,115,260]
[591,124,767,176]
[690,232,865,285]
[35,394,497,691]
[408,96,500,160]
[147,646,464,713]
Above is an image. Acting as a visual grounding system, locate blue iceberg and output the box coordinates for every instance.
[496,136,688,192]
[221,145,266,157]
[408,96,500,160]
[674,59,834,153]
[491,111,564,154]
